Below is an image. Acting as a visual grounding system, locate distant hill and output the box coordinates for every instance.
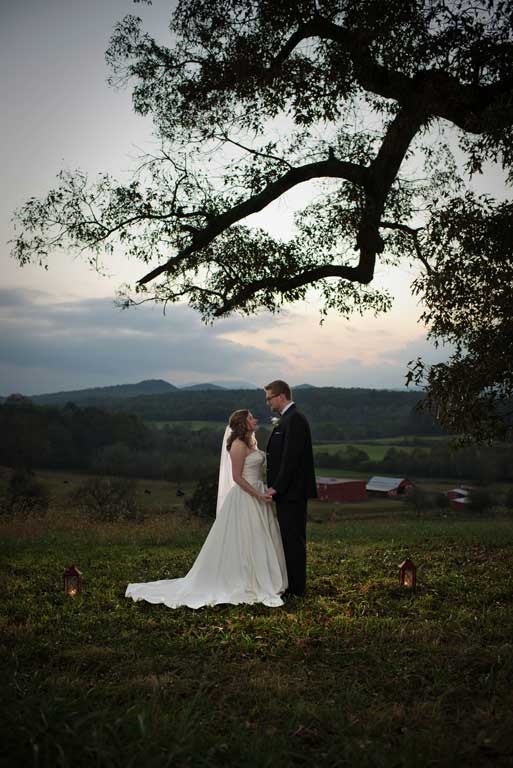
[295,383,317,389]
[212,380,258,390]
[47,386,439,436]
[181,383,226,391]
[181,381,260,390]
[30,379,178,405]
[1,382,443,438]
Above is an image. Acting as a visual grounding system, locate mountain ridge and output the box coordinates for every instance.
[0,381,440,435]
[3,378,321,403]
[27,379,177,405]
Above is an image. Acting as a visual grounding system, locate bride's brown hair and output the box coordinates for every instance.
[226,409,254,451]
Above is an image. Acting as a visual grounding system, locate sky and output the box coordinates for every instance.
[0,0,509,396]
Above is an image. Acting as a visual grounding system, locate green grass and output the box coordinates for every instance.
[365,436,449,445]
[26,468,194,515]
[314,467,371,479]
[313,438,450,461]
[314,442,397,460]
[2,478,513,767]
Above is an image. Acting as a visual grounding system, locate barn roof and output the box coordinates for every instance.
[317,477,365,485]
[449,487,470,497]
[366,476,410,492]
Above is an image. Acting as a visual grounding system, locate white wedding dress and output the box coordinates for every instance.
[125,449,288,608]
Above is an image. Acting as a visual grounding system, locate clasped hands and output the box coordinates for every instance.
[260,487,277,503]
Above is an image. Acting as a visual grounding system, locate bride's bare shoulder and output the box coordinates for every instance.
[229,438,247,452]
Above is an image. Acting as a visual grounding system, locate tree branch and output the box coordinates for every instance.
[212,264,368,316]
[214,133,294,169]
[380,220,431,274]
[137,156,369,286]
[270,16,513,134]
[354,103,428,267]
[137,99,428,291]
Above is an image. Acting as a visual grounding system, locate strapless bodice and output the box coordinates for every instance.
[242,449,266,484]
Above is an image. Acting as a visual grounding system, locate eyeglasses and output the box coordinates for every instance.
[265,393,280,403]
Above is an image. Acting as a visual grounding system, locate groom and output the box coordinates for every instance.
[265,380,317,597]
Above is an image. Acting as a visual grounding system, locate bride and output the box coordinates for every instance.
[125,409,288,608]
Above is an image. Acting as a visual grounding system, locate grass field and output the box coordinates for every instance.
[314,467,373,480]
[312,467,474,486]
[2,468,513,767]
[314,442,396,461]
[313,437,449,462]
[19,468,195,515]
[361,436,449,445]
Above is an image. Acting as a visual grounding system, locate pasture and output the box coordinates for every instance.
[313,436,449,462]
[2,469,513,767]
[314,441,398,461]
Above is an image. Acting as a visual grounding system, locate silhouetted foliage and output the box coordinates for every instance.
[72,477,141,522]
[186,473,219,519]
[467,487,495,515]
[504,487,513,510]
[363,443,513,482]
[11,2,513,442]
[433,492,451,512]
[404,486,431,517]
[0,468,49,517]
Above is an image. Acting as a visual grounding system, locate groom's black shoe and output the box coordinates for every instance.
[283,590,305,599]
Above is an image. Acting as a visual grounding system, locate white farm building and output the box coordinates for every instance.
[366,476,413,497]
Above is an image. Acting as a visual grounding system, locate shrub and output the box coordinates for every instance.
[467,487,495,514]
[433,492,451,511]
[0,468,49,516]
[186,473,218,518]
[404,486,431,516]
[503,487,513,509]
[72,477,142,522]
[315,447,370,471]
[344,446,370,466]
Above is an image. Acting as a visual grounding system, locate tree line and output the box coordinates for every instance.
[27,387,444,439]
[12,1,513,444]
[316,443,513,483]
[2,398,510,485]
[0,398,223,482]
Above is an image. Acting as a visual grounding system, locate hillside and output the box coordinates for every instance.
[31,379,177,405]
[181,383,226,391]
[28,386,440,438]
[3,380,445,438]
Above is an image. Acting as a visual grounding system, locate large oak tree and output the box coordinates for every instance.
[11,0,513,441]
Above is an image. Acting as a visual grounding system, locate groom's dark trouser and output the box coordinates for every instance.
[276,499,307,596]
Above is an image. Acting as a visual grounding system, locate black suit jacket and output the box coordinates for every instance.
[266,404,317,502]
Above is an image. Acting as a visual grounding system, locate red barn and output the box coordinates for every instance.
[366,476,413,497]
[316,477,368,502]
[447,487,473,500]
[447,486,473,511]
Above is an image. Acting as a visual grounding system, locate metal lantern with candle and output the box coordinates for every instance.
[63,564,82,596]
[399,558,417,589]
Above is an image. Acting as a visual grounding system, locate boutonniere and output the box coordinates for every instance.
[270,416,281,427]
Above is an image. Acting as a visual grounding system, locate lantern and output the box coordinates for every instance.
[63,564,82,596]
[399,558,417,588]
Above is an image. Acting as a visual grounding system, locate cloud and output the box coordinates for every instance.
[0,286,456,396]
[0,288,282,395]
[0,287,48,307]
[304,335,454,389]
